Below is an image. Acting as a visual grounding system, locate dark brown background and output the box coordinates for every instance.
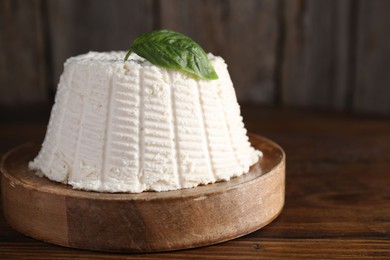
[1,0,390,116]
[1,1,390,258]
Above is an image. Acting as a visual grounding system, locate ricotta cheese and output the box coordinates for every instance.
[29,51,261,193]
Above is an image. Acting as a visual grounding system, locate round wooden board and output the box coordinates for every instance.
[0,133,285,253]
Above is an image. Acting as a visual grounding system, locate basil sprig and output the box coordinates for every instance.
[124,30,218,80]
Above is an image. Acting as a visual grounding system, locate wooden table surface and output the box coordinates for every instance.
[0,106,389,259]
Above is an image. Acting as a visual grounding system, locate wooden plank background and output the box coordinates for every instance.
[1,0,389,115]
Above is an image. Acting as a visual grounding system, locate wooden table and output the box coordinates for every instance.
[1,106,389,259]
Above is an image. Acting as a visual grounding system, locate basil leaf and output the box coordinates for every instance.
[124,30,218,80]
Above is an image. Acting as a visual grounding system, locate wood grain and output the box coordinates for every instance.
[1,0,390,114]
[46,0,154,96]
[158,0,280,103]
[0,0,48,106]
[0,238,388,259]
[1,134,285,252]
[281,0,354,110]
[354,0,390,114]
[0,107,389,258]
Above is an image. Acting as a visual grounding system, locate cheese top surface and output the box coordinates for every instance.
[29,51,261,193]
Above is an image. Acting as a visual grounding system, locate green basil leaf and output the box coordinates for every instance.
[124,29,218,80]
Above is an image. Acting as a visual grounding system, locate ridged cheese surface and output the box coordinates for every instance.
[29,51,261,193]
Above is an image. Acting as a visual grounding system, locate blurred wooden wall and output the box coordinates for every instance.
[1,0,389,115]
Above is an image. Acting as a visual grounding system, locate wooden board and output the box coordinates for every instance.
[0,134,285,253]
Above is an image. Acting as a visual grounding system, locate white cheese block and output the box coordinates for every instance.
[29,51,261,193]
